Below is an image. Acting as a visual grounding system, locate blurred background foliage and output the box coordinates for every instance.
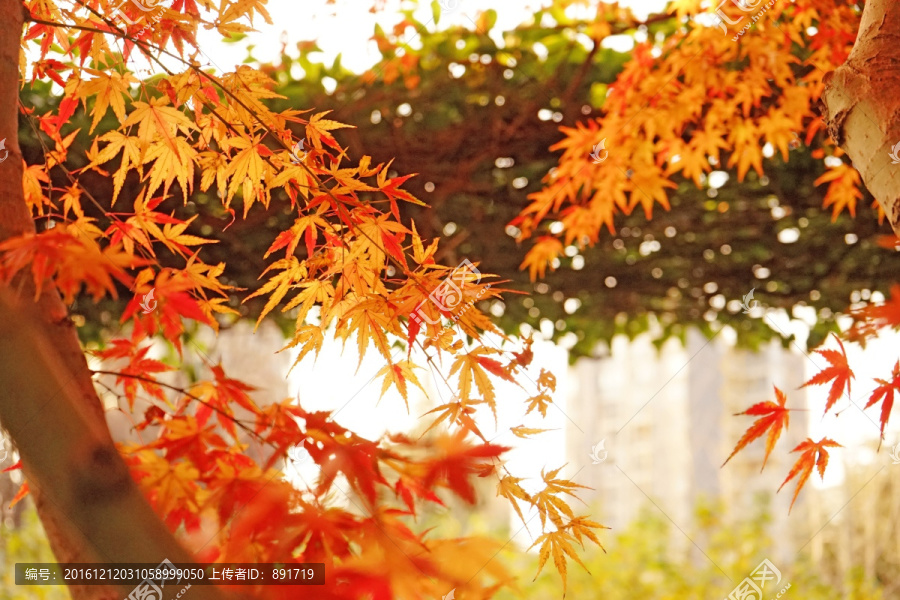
[16,1,900,358]
[496,501,882,599]
[2,495,885,599]
[1,508,68,600]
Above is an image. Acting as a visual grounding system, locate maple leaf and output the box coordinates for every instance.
[537,368,557,392]
[356,212,410,270]
[376,360,426,409]
[529,530,588,597]
[409,220,439,267]
[204,461,280,526]
[338,297,394,366]
[477,355,516,384]
[245,256,308,326]
[122,97,196,149]
[802,336,854,414]
[394,476,445,517]
[281,500,358,563]
[94,340,173,408]
[511,425,554,438]
[128,450,202,529]
[779,437,841,512]
[525,392,553,417]
[86,131,143,204]
[208,364,259,414]
[316,435,387,507]
[532,465,589,529]
[449,347,500,412]
[496,475,532,524]
[264,211,330,259]
[144,137,198,201]
[283,279,334,327]
[22,163,50,215]
[520,236,564,281]
[123,271,214,354]
[815,163,863,220]
[225,136,273,214]
[78,68,137,132]
[565,515,608,552]
[0,227,138,303]
[377,165,425,219]
[723,386,791,470]
[423,398,486,440]
[306,110,354,152]
[146,415,229,468]
[512,336,535,368]
[865,360,900,440]
[284,325,326,367]
[421,432,509,504]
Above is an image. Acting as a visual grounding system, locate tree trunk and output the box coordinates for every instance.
[820,0,900,236]
[0,2,232,599]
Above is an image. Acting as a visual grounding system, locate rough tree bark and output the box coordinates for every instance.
[821,0,900,235]
[0,1,234,599]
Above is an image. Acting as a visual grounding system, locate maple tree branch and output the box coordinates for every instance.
[28,14,506,366]
[559,36,601,106]
[91,369,266,443]
[27,16,112,34]
[17,100,160,264]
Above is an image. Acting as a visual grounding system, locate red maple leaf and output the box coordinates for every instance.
[865,360,900,440]
[723,386,791,470]
[779,437,841,512]
[422,432,509,504]
[802,335,854,414]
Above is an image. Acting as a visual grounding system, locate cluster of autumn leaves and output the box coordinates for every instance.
[515,0,874,280]
[2,0,616,597]
[725,294,900,514]
[2,0,899,597]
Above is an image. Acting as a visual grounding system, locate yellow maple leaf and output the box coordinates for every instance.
[376,360,426,409]
[122,97,196,150]
[511,425,554,439]
[245,257,308,327]
[78,69,137,132]
[284,325,325,368]
[449,348,497,409]
[529,530,588,597]
[497,475,532,524]
[520,237,564,281]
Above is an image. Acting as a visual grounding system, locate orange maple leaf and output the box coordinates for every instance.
[519,236,564,281]
[723,385,790,470]
[779,437,841,513]
[802,335,854,414]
